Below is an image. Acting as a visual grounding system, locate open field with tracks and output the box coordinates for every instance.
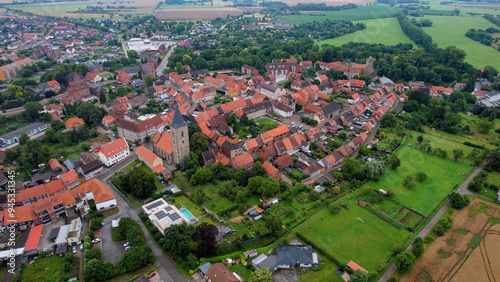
[277,5,397,24]
[316,17,412,46]
[421,15,500,69]
[401,199,500,282]
[155,6,262,20]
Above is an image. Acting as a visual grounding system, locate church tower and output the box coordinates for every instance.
[170,107,189,164]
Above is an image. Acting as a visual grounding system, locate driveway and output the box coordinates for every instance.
[101,205,126,264]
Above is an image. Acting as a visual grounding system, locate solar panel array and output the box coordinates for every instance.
[146,201,163,210]
[165,206,172,211]
[155,211,167,219]
[169,213,181,221]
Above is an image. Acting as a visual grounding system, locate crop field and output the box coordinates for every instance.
[297,198,410,273]
[277,5,398,24]
[364,146,471,216]
[401,199,500,282]
[155,6,262,20]
[421,15,500,69]
[316,17,412,47]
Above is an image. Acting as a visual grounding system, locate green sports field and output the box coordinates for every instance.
[297,199,410,273]
[364,146,472,216]
[277,5,398,24]
[421,15,500,69]
[316,17,412,47]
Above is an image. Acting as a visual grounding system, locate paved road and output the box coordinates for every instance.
[156,43,177,77]
[97,147,188,282]
[377,160,488,282]
[1,93,68,116]
[457,160,489,197]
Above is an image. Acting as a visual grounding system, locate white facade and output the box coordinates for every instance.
[98,138,130,167]
[96,199,117,211]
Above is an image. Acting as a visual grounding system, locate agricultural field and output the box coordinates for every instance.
[421,15,500,69]
[401,199,500,282]
[155,6,262,20]
[316,17,412,47]
[364,146,472,216]
[277,5,398,24]
[297,198,410,273]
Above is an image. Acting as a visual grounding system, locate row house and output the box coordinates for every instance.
[265,62,303,76]
[263,160,281,181]
[241,64,259,76]
[260,84,287,99]
[117,72,131,86]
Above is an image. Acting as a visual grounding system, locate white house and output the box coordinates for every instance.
[81,179,117,211]
[98,137,130,167]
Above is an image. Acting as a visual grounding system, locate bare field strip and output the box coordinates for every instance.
[401,199,500,282]
[155,7,262,20]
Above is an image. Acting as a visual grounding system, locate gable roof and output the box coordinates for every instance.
[100,137,129,159]
[79,179,115,204]
[155,131,172,154]
[135,145,161,164]
[277,244,315,267]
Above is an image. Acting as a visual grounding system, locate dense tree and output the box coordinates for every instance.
[76,102,104,127]
[403,174,416,189]
[163,222,196,260]
[388,154,401,170]
[247,176,280,196]
[188,123,202,138]
[449,192,470,209]
[265,213,283,236]
[476,118,494,134]
[395,252,416,274]
[452,149,464,162]
[190,166,212,185]
[341,158,364,180]
[99,92,107,104]
[19,139,50,167]
[83,259,114,282]
[23,101,43,121]
[411,237,425,258]
[194,223,219,257]
[350,270,369,282]
[18,131,29,146]
[364,160,386,180]
[189,132,209,155]
[249,268,273,282]
[128,169,156,198]
[144,74,153,87]
[416,172,427,181]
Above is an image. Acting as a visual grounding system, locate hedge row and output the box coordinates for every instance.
[366,206,404,230]
[295,232,352,274]
[463,142,485,149]
[216,203,238,217]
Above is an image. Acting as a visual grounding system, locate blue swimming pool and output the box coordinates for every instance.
[181,209,193,219]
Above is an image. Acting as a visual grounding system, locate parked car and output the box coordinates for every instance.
[125,246,131,251]
[147,272,156,280]
[80,244,84,251]
[124,242,130,248]
[72,246,77,254]
[92,238,101,244]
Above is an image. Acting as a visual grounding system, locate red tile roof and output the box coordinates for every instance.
[136,145,161,164]
[100,138,129,158]
[24,224,44,251]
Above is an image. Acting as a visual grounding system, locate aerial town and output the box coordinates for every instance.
[0,1,499,282]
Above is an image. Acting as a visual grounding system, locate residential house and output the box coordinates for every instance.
[77,160,103,180]
[260,84,287,99]
[64,117,85,129]
[230,153,253,170]
[135,145,166,173]
[241,64,259,76]
[116,115,168,142]
[85,72,102,83]
[98,138,130,167]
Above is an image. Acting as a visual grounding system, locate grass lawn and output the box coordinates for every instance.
[101,207,119,218]
[256,118,276,126]
[19,256,63,282]
[421,15,500,69]
[297,199,410,273]
[228,264,251,280]
[316,17,412,46]
[297,259,344,282]
[421,126,498,151]
[364,146,472,216]
[277,5,398,24]
[172,195,203,217]
[410,131,480,165]
[135,165,164,191]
